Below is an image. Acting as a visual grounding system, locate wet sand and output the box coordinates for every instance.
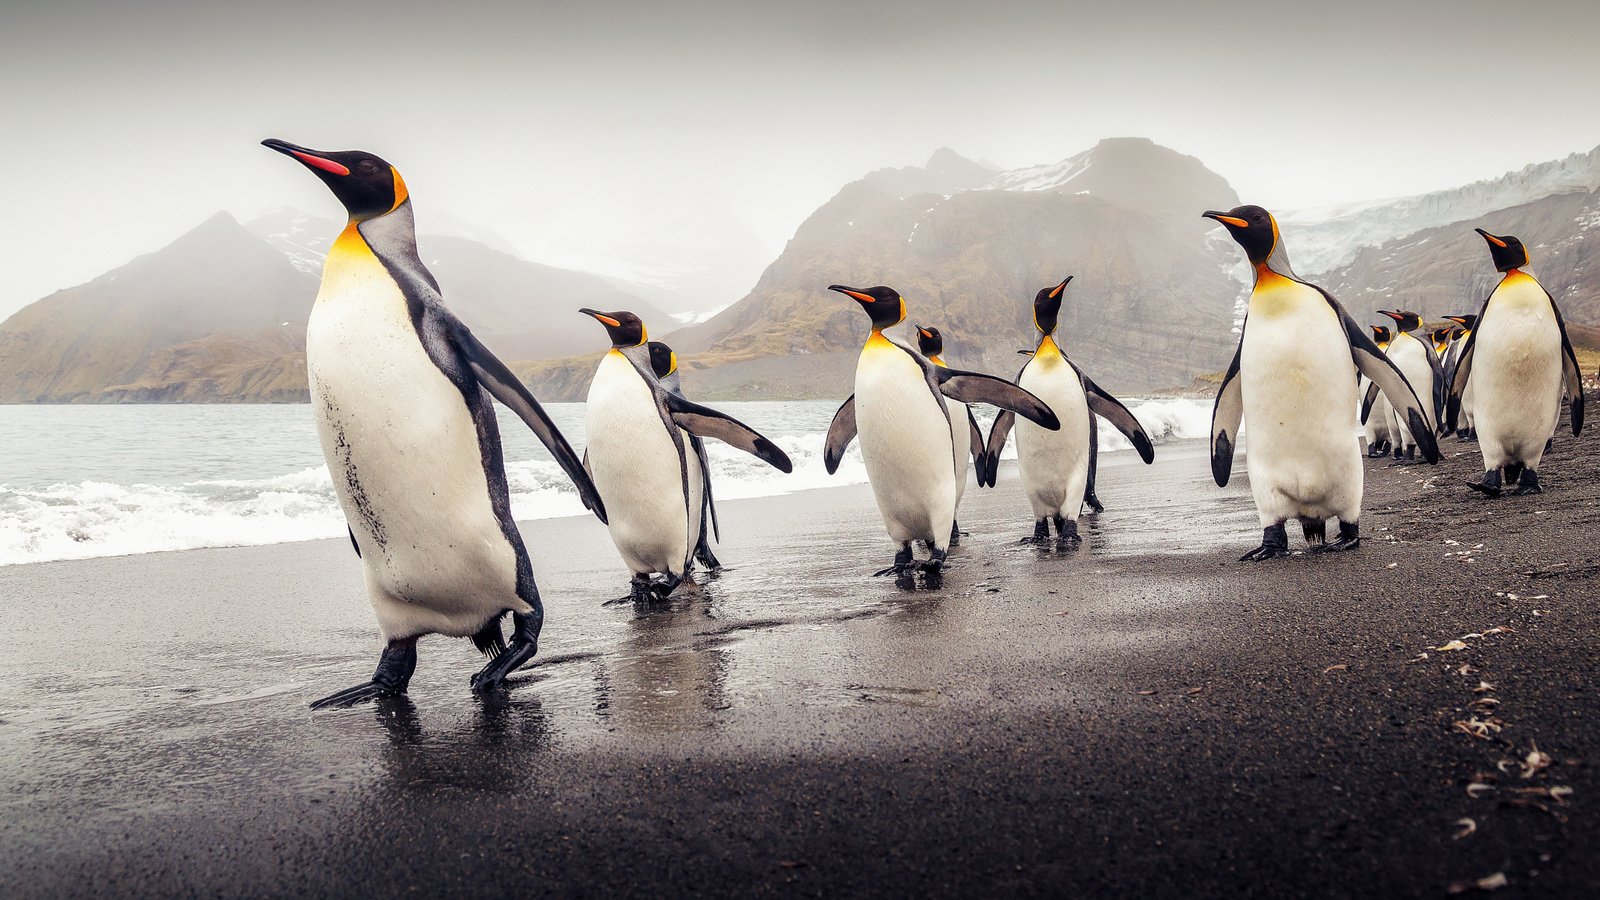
[1,432,1598,898]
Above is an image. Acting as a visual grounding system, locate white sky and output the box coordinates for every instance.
[3,0,1598,318]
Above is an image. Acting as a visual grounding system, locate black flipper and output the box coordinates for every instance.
[1545,284,1586,436]
[1210,335,1244,487]
[1323,293,1439,463]
[665,394,793,472]
[347,526,361,558]
[1360,379,1380,425]
[824,394,857,475]
[966,407,987,485]
[934,367,1060,430]
[690,434,720,544]
[454,323,609,521]
[1425,336,1447,427]
[983,411,1016,488]
[1076,369,1154,464]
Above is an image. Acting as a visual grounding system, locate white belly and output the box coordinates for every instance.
[1239,277,1362,524]
[1472,274,1563,467]
[1386,335,1435,450]
[586,352,691,576]
[855,338,957,547]
[308,234,522,640]
[1360,376,1393,443]
[1015,353,1091,521]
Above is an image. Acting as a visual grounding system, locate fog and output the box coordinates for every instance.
[3,0,1598,319]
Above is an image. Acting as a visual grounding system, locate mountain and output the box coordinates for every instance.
[0,211,659,402]
[522,139,1244,400]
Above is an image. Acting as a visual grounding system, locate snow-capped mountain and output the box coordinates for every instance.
[1280,146,1600,276]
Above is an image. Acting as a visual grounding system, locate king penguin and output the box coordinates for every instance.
[1204,205,1439,560]
[262,138,606,708]
[1442,314,1479,440]
[823,285,1059,576]
[913,324,987,545]
[983,277,1154,544]
[1367,310,1445,464]
[1446,228,1585,496]
[647,340,722,572]
[582,310,791,599]
[1360,325,1396,458]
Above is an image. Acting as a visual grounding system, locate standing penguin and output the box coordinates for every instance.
[1442,314,1479,440]
[1011,348,1108,511]
[647,340,722,572]
[261,139,606,708]
[913,324,987,545]
[1204,205,1439,560]
[582,310,791,599]
[1446,229,1585,496]
[1430,327,1455,358]
[983,277,1154,544]
[823,285,1059,575]
[1366,310,1445,464]
[1360,325,1396,458]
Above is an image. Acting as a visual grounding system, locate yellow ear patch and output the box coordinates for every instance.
[667,350,678,374]
[390,168,409,211]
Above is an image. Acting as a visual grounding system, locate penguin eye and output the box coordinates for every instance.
[358,159,378,173]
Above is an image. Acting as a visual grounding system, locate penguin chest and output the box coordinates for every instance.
[585,353,689,575]
[305,241,518,630]
[854,337,956,542]
[1474,274,1562,436]
[1015,353,1091,517]
[1239,278,1359,497]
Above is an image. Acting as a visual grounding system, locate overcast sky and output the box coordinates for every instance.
[3,0,1598,319]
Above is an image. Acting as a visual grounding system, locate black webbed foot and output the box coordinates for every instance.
[949,521,964,546]
[1054,516,1081,546]
[874,544,915,577]
[1240,524,1289,561]
[1467,468,1503,498]
[921,546,947,574]
[311,638,416,710]
[1311,520,1360,553]
[1020,518,1051,545]
[1512,469,1542,495]
[1083,491,1105,514]
[471,610,543,693]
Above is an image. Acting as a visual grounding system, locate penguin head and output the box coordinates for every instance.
[261,139,408,222]
[1378,310,1422,334]
[1032,277,1072,335]
[1369,325,1392,346]
[1444,314,1477,334]
[1203,205,1287,271]
[580,308,647,347]
[914,325,943,359]
[1475,228,1529,272]
[829,285,905,331]
[1429,327,1455,353]
[645,341,678,379]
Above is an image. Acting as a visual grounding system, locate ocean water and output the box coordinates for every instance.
[0,398,1212,565]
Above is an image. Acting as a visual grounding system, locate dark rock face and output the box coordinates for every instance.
[1318,189,1600,325]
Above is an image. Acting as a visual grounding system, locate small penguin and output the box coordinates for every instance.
[1430,326,1455,357]
[914,325,987,545]
[647,340,721,572]
[1446,228,1585,496]
[582,310,791,599]
[983,277,1154,544]
[1442,314,1479,440]
[1365,310,1445,464]
[1204,205,1439,560]
[1360,325,1395,458]
[1014,348,1107,511]
[262,138,606,709]
[823,285,1059,576]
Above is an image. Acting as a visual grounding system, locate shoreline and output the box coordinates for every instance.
[1,428,1597,897]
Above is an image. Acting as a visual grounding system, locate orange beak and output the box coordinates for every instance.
[1203,211,1249,228]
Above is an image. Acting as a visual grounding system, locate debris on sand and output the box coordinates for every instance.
[1465,780,1496,799]
[1447,871,1507,893]
[1452,817,1476,840]
[1322,663,1348,673]
[1520,743,1553,779]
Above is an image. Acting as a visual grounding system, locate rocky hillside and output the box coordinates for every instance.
[0,212,657,403]
[525,138,1246,400]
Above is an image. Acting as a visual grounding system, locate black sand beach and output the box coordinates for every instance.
[1,432,1598,898]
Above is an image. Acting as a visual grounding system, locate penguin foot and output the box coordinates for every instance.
[1084,492,1105,514]
[949,521,965,546]
[1020,519,1051,545]
[470,611,542,692]
[1054,516,1082,546]
[311,638,416,710]
[1239,524,1289,562]
[1512,469,1543,495]
[875,544,916,577]
[1467,469,1504,498]
[694,545,723,573]
[921,547,948,574]
[1311,521,1360,553]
